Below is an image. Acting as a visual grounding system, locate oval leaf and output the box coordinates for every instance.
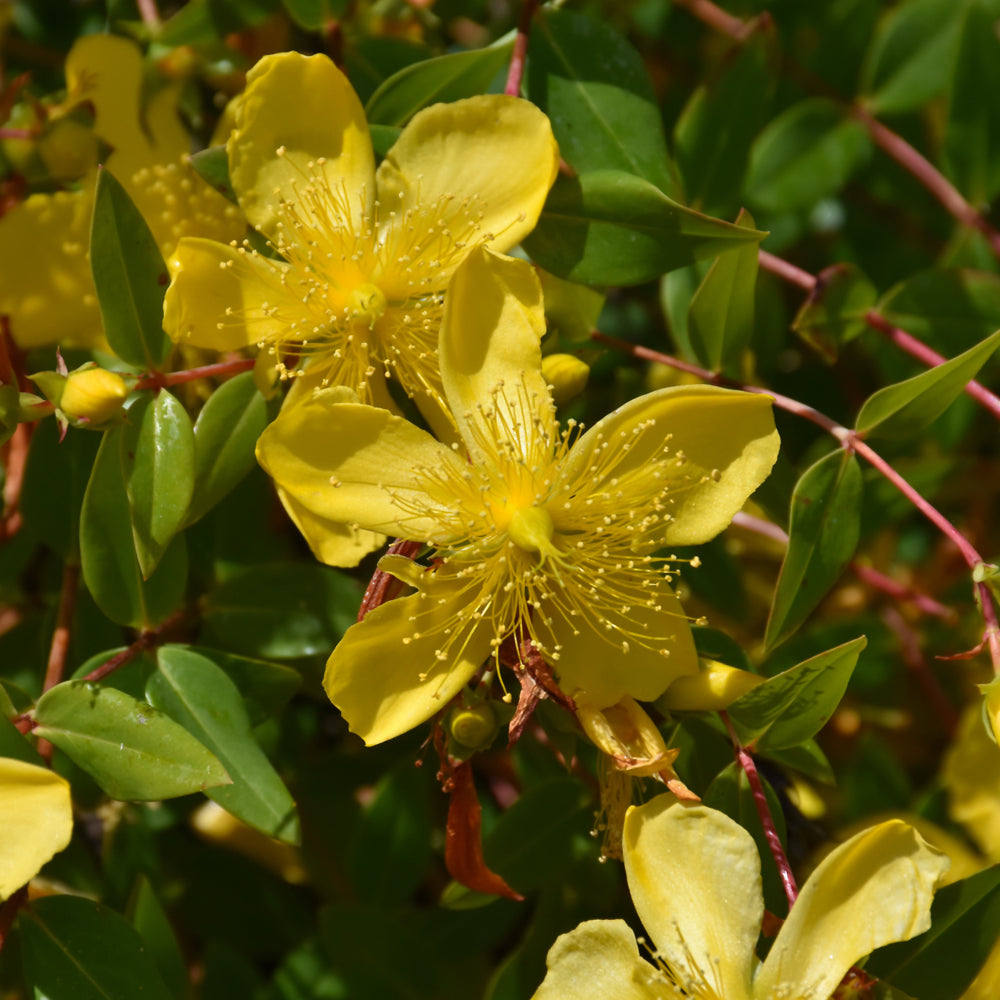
[687,208,759,371]
[524,169,766,287]
[90,169,170,370]
[121,391,195,579]
[766,450,864,649]
[33,681,230,801]
[21,895,174,1000]
[365,43,513,127]
[187,371,268,526]
[528,8,679,196]
[792,263,878,361]
[728,636,867,750]
[147,646,300,844]
[855,328,1000,438]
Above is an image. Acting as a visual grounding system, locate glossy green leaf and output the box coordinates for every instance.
[365,42,513,127]
[855,328,1000,438]
[121,391,195,579]
[792,263,878,361]
[867,863,1000,1000]
[762,739,835,785]
[147,646,299,843]
[201,562,360,659]
[80,426,188,628]
[280,0,332,31]
[184,647,301,727]
[347,761,432,906]
[345,37,431,107]
[674,33,775,213]
[728,636,867,750]
[528,8,679,196]
[878,269,1000,351]
[187,372,268,526]
[21,417,101,558]
[188,145,236,204]
[524,170,766,287]
[687,208,758,371]
[90,169,170,370]
[859,0,964,114]
[944,0,1000,203]
[34,681,230,801]
[21,895,174,1000]
[0,714,44,765]
[129,877,189,1000]
[766,450,863,649]
[745,98,869,212]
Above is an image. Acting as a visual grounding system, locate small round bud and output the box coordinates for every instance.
[60,368,129,423]
[448,702,499,752]
[541,354,589,407]
[38,119,98,181]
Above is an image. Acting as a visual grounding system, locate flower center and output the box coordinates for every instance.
[347,282,387,327]
[507,505,560,561]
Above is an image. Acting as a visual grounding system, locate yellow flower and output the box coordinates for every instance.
[257,247,779,745]
[531,795,949,1000]
[0,758,73,900]
[163,50,559,431]
[0,34,243,349]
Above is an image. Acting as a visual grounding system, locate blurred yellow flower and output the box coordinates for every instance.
[531,795,948,1000]
[0,757,73,900]
[0,33,243,349]
[164,50,559,433]
[257,248,779,744]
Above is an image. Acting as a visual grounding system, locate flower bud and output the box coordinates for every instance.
[448,702,499,752]
[541,354,589,407]
[660,659,765,712]
[37,119,98,181]
[31,365,129,425]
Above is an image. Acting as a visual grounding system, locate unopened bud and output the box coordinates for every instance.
[541,354,589,407]
[38,119,98,181]
[448,702,499,752]
[31,365,129,425]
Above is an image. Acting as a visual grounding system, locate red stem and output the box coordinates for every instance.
[135,357,256,392]
[42,562,79,694]
[82,609,187,684]
[721,712,798,908]
[505,0,539,97]
[135,0,160,28]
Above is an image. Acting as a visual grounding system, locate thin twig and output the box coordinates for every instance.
[82,609,187,684]
[135,0,161,29]
[135,357,256,392]
[42,562,79,694]
[505,0,539,97]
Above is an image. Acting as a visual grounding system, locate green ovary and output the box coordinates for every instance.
[508,506,561,561]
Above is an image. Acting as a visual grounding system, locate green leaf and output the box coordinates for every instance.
[202,562,360,659]
[347,761,432,906]
[187,372,268,526]
[128,877,190,1000]
[280,0,333,31]
[80,426,188,628]
[527,8,679,196]
[524,170,766,287]
[867,863,1000,1000]
[765,450,864,649]
[364,43,513,127]
[674,33,776,213]
[33,681,230,800]
[745,98,869,212]
[859,0,965,115]
[90,169,171,371]
[878,269,1000,351]
[188,145,236,204]
[943,0,1000,203]
[21,895,174,1000]
[728,636,867,750]
[147,646,299,843]
[855,327,1000,438]
[687,208,758,371]
[21,417,101,559]
[791,263,878,361]
[121,392,195,579]
[0,714,45,765]
[761,739,835,785]
[157,0,278,45]
[345,37,431,107]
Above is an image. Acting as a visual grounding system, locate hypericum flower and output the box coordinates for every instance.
[257,247,780,745]
[163,51,558,428]
[0,758,73,900]
[0,33,243,349]
[531,795,949,1000]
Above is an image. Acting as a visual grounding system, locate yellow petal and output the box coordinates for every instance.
[439,247,554,464]
[164,237,306,352]
[944,706,1000,858]
[229,52,375,243]
[547,576,697,709]
[531,919,678,1000]
[0,191,103,349]
[576,698,680,777]
[325,570,494,745]
[376,95,558,276]
[0,758,73,900]
[64,35,148,161]
[276,487,385,568]
[558,386,779,548]
[623,796,759,1000]
[256,392,463,540]
[755,820,949,1000]
[661,660,766,712]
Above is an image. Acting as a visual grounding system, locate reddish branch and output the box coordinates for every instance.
[505,0,539,97]
[134,357,256,392]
